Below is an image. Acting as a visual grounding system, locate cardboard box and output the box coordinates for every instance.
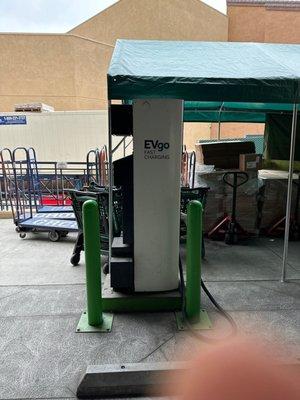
[239,154,263,172]
[14,102,54,112]
[258,170,300,229]
[196,169,260,234]
[196,141,255,169]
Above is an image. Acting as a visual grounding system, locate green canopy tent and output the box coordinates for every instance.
[107,40,300,281]
[125,100,294,122]
[183,101,294,123]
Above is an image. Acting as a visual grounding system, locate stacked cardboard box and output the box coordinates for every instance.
[239,154,263,172]
[258,170,300,229]
[197,171,225,232]
[196,169,260,234]
[196,168,300,235]
[196,141,255,169]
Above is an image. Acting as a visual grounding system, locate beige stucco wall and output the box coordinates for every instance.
[0,34,113,112]
[226,3,300,142]
[70,0,228,44]
[184,122,264,148]
[228,4,300,43]
[264,9,300,44]
[0,0,228,113]
[184,123,212,151]
[210,122,264,139]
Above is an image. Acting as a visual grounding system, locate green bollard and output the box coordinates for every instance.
[175,200,211,330]
[185,200,203,323]
[83,199,103,326]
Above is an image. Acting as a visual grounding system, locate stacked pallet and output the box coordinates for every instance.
[197,171,225,232]
[196,170,259,234]
[196,165,300,235]
[258,170,300,229]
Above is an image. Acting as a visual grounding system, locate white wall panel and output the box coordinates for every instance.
[0,110,127,161]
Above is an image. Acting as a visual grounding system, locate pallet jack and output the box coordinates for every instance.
[267,173,300,240]
[208,171,249,244]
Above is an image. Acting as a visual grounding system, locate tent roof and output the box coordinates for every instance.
[108,40,300,104]
[183,101,294,122]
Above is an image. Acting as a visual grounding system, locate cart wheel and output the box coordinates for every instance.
[61,231,69,238]
[48,230,61,242]
[102,262,109,275]
[70,253,80,266]
[19,232,26,239]
[15,227,20,233]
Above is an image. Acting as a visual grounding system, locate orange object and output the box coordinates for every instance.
[99,146,108,186]
[181,151,189,187]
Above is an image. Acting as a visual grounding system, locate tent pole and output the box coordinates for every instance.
[108,100,113,270]
[281,103,298,283]
[217,102,224,141]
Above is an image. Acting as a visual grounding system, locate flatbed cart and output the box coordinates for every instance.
[69,186,122,266]
[0,147,78,241]
[27,147,73,213]
[17,215,78,241]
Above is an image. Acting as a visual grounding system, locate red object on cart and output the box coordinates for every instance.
[41,195,72,206]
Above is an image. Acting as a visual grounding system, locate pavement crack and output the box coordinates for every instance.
[264,244,297,271]
[0,287,30,302]
[65,385,77,397]
[138,334,175,362]
[253,281,300,301]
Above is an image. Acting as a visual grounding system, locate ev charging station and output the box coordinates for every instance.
[133,99,183,292]
[104,98,188,303]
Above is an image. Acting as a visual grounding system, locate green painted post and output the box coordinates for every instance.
[83,199,103,326]
[186,200,203,323]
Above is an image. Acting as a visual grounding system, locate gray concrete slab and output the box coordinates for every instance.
[201,238,300,281]
[0,285,28,300]
[0,219,86,286]
[0,285,86,317]
[201,280,300,312]
[259,237,300,275]
[0,313,175,400]
[143,310,300,365]
[0,219,299,399]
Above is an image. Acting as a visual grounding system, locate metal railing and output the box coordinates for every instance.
[0,160,88,211]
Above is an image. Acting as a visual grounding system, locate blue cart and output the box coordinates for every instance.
[0,147,78,241]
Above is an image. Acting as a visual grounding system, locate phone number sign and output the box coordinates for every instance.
[0,115,27,125]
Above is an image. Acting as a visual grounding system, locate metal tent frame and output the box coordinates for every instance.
[107,40,300,282]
